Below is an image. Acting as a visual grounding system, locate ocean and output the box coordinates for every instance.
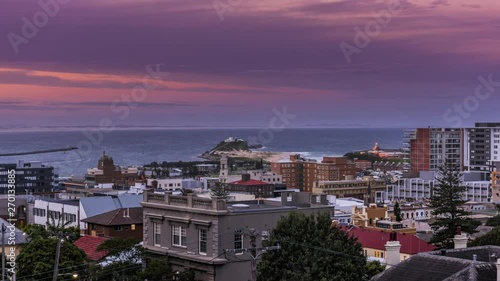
[0,128,404,177]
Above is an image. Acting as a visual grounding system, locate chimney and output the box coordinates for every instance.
[385,232,401,267]
[241,174,251,182]
[123,208,130,218]
[453,226,467,249]
[496,257,500,281]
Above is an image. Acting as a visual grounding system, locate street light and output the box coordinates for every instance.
[57,272,78,280]
[2,223,6,281]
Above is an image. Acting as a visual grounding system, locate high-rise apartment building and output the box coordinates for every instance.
[271,154,356,192]
[0,160,58,194]
[407,123,500,174]
[463,123,500,172]
[407,128,463,173]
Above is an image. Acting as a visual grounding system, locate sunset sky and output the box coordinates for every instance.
[1,0,500,128]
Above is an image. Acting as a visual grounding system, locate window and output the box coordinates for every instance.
[154,223,161,246]
[172,225,187,247]
[131,224,136,230]
[375,251,384,258]
[199,229,207,255]
[114,226,123,231]
[234,234,243,249]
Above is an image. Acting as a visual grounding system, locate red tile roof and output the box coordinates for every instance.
[228,179,271,186]
[347,227,435,255]
[73,235,109,261]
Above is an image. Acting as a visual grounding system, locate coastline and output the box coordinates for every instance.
[199,150,294,162]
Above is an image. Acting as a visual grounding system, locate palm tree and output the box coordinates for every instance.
[160,161,169,177]
[46,211,81,243]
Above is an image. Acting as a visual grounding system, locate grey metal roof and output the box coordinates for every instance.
[372,246,500,281]
[0,217,28,244]
[80,195,142,218]
[43,198,80,206]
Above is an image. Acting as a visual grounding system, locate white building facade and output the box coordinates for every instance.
[31,199,80,228]
[388,177,490,203]
[226,170,282,184]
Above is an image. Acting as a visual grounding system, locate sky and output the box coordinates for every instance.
[1,0,500,128]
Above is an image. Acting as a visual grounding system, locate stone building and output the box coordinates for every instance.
[141,191,333,281]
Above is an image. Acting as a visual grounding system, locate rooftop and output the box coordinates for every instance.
[227,179,272,186]
[142,191,331,213]
[347,227,434,255]
[80,194,143,218]
[373,246,500,281]
[39,198,80,206]
[82,207,143,226]
[0,217,28,244]
[73,235,109,261]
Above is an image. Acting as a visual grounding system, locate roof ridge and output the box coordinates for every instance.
[108,208,122,225]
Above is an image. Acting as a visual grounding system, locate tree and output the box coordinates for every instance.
[22,224,49,241]
[17,237,86,281]
[174,269,196,281]
[469,227,500,247]
[46,213,81,243]
[429,159,480,249]
[96,237,142,263]
[394,201,402,222]
[91,237,143,281]
[257,212,367,281]
[140,259,173,281]
[160,161,170,177]
[486,215,500,227]
[366,260,386,279]
[255,159,263,170]
[150,161,160,178]
[210,182,229,198]
[343,152,382,163]
[22,219,80,244]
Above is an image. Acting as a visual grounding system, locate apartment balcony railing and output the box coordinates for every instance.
[143,192,227,211]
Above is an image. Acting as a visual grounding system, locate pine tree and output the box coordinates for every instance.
[429,159,479,249]
[394,201,402,222]
[210,181,229,198]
